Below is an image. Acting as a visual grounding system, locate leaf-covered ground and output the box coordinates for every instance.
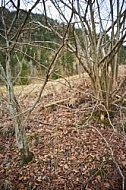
[0,68,126,190]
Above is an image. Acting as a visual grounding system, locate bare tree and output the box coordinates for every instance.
[0,0,42,164]
[42,0,126,112]
[0,0,68,165]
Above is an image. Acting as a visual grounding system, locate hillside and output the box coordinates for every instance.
[0,66,126,190]
[0,7,59,42]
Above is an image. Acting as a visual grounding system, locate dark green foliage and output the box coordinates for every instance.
[119,46,126,65]
[58,49,75,75]
[19,62,30,85]
[0,7,10,30]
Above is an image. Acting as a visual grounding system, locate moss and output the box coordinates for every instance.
[20,151,34,166]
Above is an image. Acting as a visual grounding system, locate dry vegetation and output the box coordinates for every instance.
[0,66,126,190]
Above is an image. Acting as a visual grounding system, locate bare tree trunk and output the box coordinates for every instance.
[0,0,41,165]
[6,50,34,164]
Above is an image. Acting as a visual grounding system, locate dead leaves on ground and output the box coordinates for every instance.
[0,74,126,190]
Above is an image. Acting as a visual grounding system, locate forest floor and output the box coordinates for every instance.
[0,66,126,190]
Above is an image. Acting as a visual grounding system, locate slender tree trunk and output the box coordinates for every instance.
[6,51,33,165]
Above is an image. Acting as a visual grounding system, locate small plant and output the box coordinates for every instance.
[89,167,107,177]
[96,168,107,177]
